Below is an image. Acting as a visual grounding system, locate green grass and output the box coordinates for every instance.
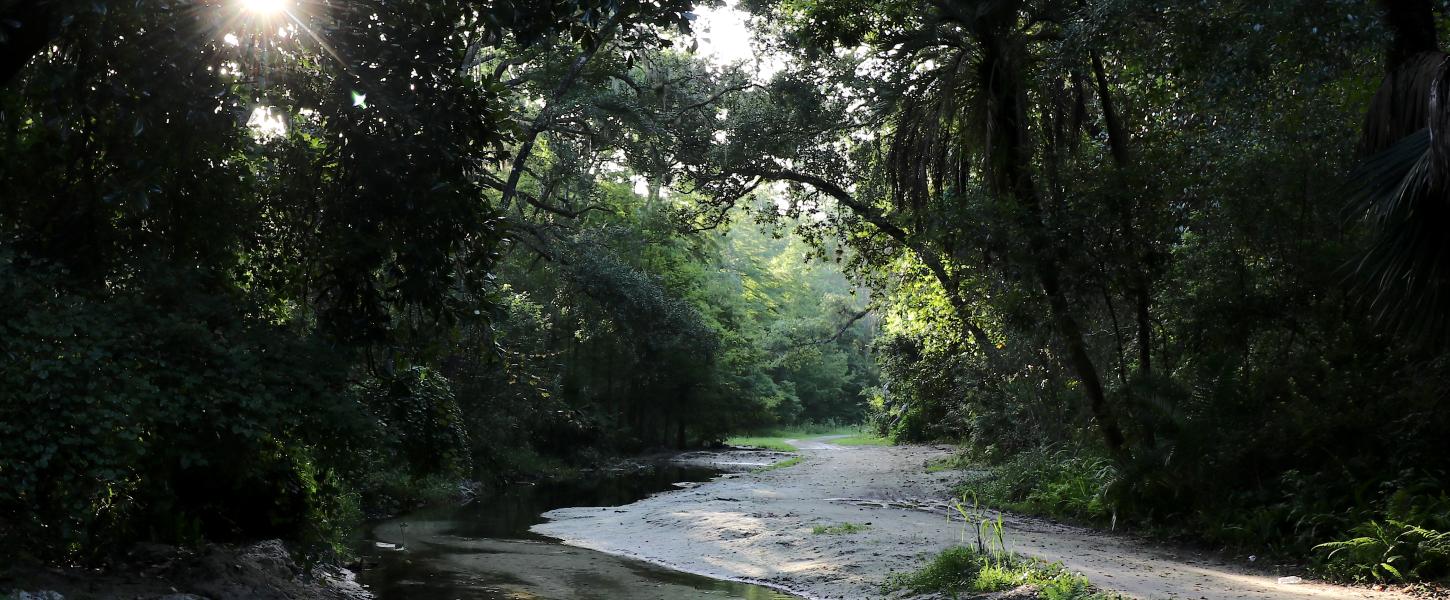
[752,456,802,473]
[725,424,888,452]
[812,522,871,535]
[723,436,799,452]
[832,433,891,446]
[883,545,1121,600]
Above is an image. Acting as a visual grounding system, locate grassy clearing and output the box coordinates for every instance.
[722,436,799,452]
[832,432,891,446]
[725,424,887,451]
[812,522,871,535]
[752,456,803,473]
[883,545,1121,600]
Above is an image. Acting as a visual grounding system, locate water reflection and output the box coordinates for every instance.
[357,464,798,600]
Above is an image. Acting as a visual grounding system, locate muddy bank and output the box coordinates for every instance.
[1,540,369,600]
[533,439,1412,600]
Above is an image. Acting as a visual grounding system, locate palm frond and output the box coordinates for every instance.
[1346,128,1450,339]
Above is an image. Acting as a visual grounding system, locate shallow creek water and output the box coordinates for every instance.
[356,463,798,599]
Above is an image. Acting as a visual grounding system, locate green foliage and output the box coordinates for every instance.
[1316,520,1450,583]
[883,545,1111,600]
[680,0,1450,581]
[9,0,1449,585]
[926,455,976,473]
[1314,489,1450,583]
[961,448,1117,526]
[357,368,472,480]
[0,0,732,565]
[0,255,361,560]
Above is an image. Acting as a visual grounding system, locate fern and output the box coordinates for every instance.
[1315,519,1450,582]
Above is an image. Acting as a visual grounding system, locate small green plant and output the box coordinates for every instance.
[882,545,1113,599]
[752,456,803,473]
[948,493,1008,559]
[812,522,870,535]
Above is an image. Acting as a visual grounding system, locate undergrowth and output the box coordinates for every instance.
[956,447,1115,525]
[1313,489,1450,583]
[950,445,1450,585]
[883,545,1118,599]
[886,491,1119,599]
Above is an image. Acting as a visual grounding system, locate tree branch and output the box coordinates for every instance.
[498,12,623,212]
[739,166,1001,359]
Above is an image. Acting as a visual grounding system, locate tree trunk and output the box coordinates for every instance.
[1092,51,1153,378]
[978,20,1129,461]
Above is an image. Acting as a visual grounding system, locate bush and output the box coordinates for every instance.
[962,447,1117,525]
[356,367,472,480]
[1314,489,1450,582]
[1316,520,1450,582]
[0,258,361,561]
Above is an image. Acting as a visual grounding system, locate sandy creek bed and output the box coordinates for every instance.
[533,438,1409,600]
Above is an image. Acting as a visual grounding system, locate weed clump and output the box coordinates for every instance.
[882,545,1113,599]
[812,522,870,535]
[752,456,803,473]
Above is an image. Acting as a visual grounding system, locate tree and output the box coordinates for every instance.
[1345,0,1450,337]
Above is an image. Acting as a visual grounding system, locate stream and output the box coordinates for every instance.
[355,463,798,599]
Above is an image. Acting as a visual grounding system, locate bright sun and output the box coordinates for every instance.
[241,0,287,16]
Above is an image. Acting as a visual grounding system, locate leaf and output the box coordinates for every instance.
[1378,562,1403,580]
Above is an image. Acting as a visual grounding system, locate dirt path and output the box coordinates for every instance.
[532,440,1405,600]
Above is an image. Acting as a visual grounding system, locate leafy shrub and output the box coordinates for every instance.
[1316,520,1450,582]
[1314,489,1450,582]
[0,257,360,561]
[962,447,1117,524]
[357,367,472,480]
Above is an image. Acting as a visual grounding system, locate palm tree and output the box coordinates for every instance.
[1348,0,1450,337]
